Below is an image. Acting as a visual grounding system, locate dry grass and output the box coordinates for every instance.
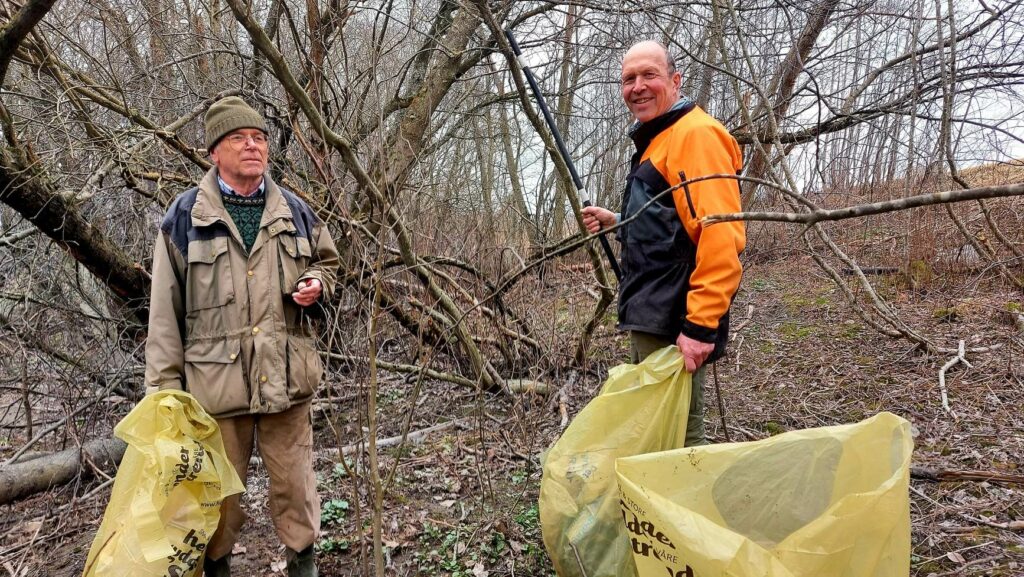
[820,160,1024,280]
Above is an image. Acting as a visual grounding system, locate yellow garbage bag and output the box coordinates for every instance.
[83,390,245,577]
[540,346,691,577]
[616,412,913,577]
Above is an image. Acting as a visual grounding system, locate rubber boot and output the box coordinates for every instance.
[286,545,317,577]
[203,553,231,577]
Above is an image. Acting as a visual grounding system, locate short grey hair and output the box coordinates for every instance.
[665,51,677,73]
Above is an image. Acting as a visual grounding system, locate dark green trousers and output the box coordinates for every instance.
[629,331,708,446]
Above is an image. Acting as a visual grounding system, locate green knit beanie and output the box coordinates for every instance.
[204,96,268,151]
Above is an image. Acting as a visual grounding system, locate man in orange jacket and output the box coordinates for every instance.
[583,41,744,446]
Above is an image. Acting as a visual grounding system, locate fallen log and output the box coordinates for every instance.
[0,437,126,505]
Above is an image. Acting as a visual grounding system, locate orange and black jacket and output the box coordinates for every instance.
[617,100,744,361]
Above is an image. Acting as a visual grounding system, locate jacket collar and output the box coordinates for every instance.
[628,98,696,157]
[191,168,292,228]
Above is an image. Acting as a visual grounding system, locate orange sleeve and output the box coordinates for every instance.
[665,116,745,336]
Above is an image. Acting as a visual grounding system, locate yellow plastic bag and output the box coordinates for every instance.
[616,412,913,577]
[83,390,245,577]
[540,346,691,577]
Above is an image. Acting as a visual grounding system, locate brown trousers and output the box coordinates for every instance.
[206,400,320,560]
[629,331,708,446]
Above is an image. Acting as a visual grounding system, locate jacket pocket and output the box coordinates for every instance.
[286,334,323,400]
[184,337,248,415]
[186,237,234,311]
[278,234,312,294]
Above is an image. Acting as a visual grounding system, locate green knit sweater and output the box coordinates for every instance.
[221,192,265,254]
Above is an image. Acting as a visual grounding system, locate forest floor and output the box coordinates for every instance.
[1,252,1023,576]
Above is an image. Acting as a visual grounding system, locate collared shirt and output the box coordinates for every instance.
[217,174,266,197]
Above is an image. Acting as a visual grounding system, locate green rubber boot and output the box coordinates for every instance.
[287,545,317,577]
[202,553,231,577]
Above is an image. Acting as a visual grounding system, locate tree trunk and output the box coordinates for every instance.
[550,3,578,238]
[0,160,150,325]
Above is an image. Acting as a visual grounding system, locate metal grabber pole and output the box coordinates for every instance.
[503,29,622,281]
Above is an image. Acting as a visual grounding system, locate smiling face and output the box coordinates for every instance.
[621,42,681,123]
[210,128,269,192]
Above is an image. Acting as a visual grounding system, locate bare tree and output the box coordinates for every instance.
[1,0,1022,572]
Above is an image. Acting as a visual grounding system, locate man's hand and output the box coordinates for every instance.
[292,278,322,307]
[676,333,714,373]
[581,206,616,234]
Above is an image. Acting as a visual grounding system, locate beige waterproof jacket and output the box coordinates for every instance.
[144,169,340,418]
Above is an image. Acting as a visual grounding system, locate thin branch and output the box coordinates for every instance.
[0,226,36,248]
[703,182,1024,225]
[938,339,971,418]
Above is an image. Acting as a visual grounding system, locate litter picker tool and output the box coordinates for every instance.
[503,29,622,281]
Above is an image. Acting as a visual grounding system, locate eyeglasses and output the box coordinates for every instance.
[223,132,268,149]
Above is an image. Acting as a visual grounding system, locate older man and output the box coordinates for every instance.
[145,96,339,576]
[583,41,744,446]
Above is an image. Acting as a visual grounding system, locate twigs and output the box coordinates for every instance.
[4,372,125,466]
[0,227,36,248]
[730,304,755,339]
[70,89,241,203]
[476,0,616,363]
[938,339,971,418]
[557,389,568,430]
[382,337,436,495]
[366,248,386,577]
[912,466,1024,485]
[486,175,692,299]
[960,516,1024,532]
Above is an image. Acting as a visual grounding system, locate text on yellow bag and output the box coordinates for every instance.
[82,390,245,577]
